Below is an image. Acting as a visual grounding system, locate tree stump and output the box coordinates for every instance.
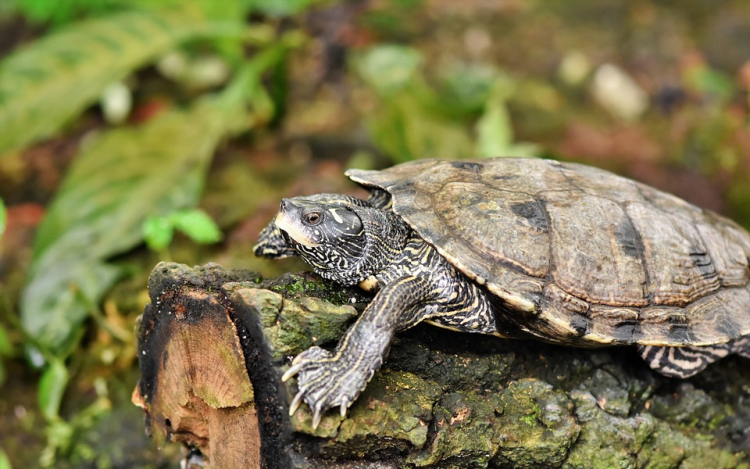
[134,262,750,469]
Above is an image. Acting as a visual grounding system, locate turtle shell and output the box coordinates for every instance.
[346,158,750,348]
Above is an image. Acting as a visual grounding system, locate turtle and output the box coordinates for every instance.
[254,157,750,429]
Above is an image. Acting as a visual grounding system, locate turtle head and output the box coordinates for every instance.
[255,193,376,259]
[274,196,371,285]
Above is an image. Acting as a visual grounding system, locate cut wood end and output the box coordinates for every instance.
[131,384,146,409]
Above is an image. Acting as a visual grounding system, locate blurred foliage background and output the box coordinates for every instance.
[0,0,749,467]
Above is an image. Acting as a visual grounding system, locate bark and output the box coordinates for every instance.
[134,262,750,469]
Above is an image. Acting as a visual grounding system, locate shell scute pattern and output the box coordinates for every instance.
[347,158,750,346]
[435,182,550,277]
[557,163,646,204]
[541,190,649,306]
[625,201,721,306]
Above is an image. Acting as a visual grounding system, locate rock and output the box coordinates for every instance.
[135,263,750,468]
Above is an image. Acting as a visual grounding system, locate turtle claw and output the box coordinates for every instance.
[289,391,304,417]
[312,405,324,430]
[282,362,304,382]
[340,398,348,417]
[282,346,367,428]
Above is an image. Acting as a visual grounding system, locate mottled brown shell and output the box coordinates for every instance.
[347,158,750,347]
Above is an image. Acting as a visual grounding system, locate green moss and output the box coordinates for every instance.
[228,286,358,361]
[492,379,579,469]
[270,277,308,296]
[266,272,371,306]
[648,383,726,432]
[635,415,690,469]
[221,268,750,467]
[387,335,514,392]
[563,390,639,469]
[316,370,443,458]
[563,388,747,469]
[409,390,504,468]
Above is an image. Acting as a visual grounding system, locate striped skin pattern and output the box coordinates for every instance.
[254,193,375,259]
[255,158,750,428]
[638,336,750,378]
[257,195,498,428]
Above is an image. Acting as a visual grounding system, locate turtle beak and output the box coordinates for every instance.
[275,199,320,247]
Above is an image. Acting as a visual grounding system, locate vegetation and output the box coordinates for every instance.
[0,0,749,467]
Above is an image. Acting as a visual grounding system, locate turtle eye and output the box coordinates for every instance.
[305,212,322,225]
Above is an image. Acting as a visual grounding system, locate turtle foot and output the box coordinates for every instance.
[282,346,366,429]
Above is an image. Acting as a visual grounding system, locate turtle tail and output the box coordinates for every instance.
[638,337,750,378]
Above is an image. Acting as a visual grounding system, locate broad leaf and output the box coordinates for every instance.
[355,45,423,97]
[476,79,540,158]
[142,209,222,251]
[476,95,513,157]
[437,62,498,116]
[355,45,482,162]
[39,359,69,421]
[0,448,11,469]
[367,93,474,163]
[247,0,320,17]
[14,0,123,27]
[0,198,5,239]
[142,216,175,252]
[0,5,234,155]
[171,209,223,244]
[21,68,254,354]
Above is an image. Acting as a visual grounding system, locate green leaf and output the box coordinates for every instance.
[0,448,11,469]
[39,359,69,421]
[143,208,221,251]
[367,93,474,163]
[687,67,735,102]
[476,95,513,157]
[355,45,423,97]
[16,0,122,27]
[246,0,318,17]
[0,324,11,356]
[0,323,8,387]
[476,78,539,158]
[0,198,6,239]
[0,6,230,155]
[437,62,499,115]
[128,0,250,23]
[21,68,254,354]
[171,209,223,244]
[142,216,175,251]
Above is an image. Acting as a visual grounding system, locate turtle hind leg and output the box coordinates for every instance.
[734,336,750,359]
[637,343,736,378]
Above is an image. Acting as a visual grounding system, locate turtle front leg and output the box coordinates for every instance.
[282,275,435,429]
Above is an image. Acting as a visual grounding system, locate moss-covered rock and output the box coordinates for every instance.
[409,390,503,468]
[563,389,749,469]
[243,272,750,468]
[563,389,643,469]
[263,271,372,306]
[387,338,514,392]
[493,379,579,468]
[145,263,750,468]
[227,285,358,362]
[320,370,443,457]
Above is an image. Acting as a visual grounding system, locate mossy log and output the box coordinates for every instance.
[134,262,750,469]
